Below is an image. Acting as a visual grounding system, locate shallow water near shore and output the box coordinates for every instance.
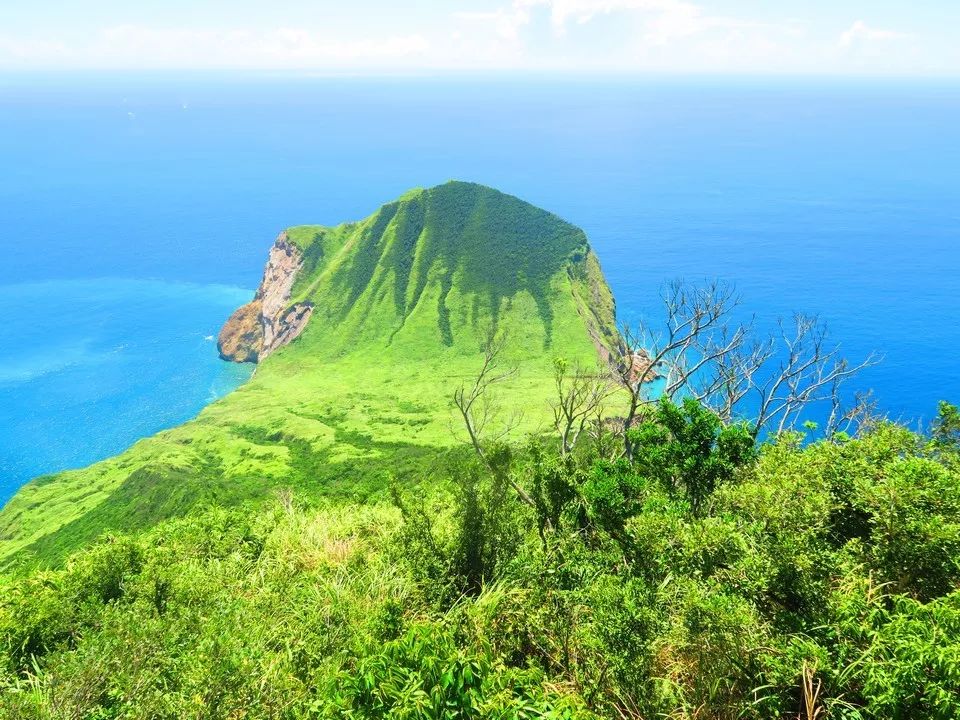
[0,279,252,502]
[1,74,958,503]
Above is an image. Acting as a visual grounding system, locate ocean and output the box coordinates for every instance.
[1,73,958,503]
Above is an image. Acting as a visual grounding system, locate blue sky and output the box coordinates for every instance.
[1,1,957,75]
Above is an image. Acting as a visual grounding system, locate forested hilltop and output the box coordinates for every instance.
[2,183,959,718]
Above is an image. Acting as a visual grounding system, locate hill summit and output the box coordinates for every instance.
[219,181,616,364]
[0,182,618,566]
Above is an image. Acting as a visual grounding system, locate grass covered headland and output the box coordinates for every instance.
[2,183,959,718]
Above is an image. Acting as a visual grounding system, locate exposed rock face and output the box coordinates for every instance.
[268,303,314,354]
[218,233,314,363]
[625,349,661,385]
[218,301,264,363]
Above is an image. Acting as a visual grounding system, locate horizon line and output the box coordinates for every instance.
[2,68,960,81]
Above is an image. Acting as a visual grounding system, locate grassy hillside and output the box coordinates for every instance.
[0,182,617,567]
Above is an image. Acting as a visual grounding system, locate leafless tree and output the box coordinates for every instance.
[615,280,745,458]
[747,315,881,437]
[587,403,620,461]
[453,327,534,507]
[826,388,880,439]
[613,281,880,450]
[550,358,616,457]
[689,334,776,424]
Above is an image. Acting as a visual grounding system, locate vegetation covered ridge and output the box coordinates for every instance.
[0,181,618,568]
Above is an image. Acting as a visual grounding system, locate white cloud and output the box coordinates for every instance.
[634,1,775,46]
[839,20,909,48]
[451,0,803,74]
[458,0,702,41]
[456,8,531,42]
[543,0,700,34]
[458,0,788,51]
[0,5,938,75]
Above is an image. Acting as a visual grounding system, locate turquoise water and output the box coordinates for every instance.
[1,74,959,502]
[0,280,252,500]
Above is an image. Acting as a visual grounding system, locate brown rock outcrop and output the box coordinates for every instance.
[218,300,264,363]
[217,232,314,363]
[626,349,661,385]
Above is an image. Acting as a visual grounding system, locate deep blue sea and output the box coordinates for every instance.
[1,73,959,503]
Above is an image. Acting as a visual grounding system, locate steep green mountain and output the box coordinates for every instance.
[0,181,617,566]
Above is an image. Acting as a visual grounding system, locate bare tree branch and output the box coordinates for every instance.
[750,315,882,437]
[613,280,744,458]
[826,388,881,439]
[696,335,776,424]
[551,358,616,457]
[611,281,881,447]
[453,327,516,458]
[453,326,534,507]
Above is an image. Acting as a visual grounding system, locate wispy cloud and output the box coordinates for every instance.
[0,3,943,75]
[544,0,708,36]
[456,7,532,42]
[839,20,909,49]
[453,0,802,73]
[457,0,701,41]
[458,0,792,51]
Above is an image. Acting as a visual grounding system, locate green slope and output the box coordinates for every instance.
[0,181,617,567]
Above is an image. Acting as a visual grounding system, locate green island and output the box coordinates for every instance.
[2,181,959,718]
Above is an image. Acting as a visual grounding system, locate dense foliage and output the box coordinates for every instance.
[3,401,959,718]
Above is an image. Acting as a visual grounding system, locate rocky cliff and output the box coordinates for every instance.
[218,233,314,362]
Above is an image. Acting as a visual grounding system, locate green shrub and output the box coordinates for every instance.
[4,403,960,719]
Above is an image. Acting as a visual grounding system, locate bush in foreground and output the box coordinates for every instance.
[2,402,960,718]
